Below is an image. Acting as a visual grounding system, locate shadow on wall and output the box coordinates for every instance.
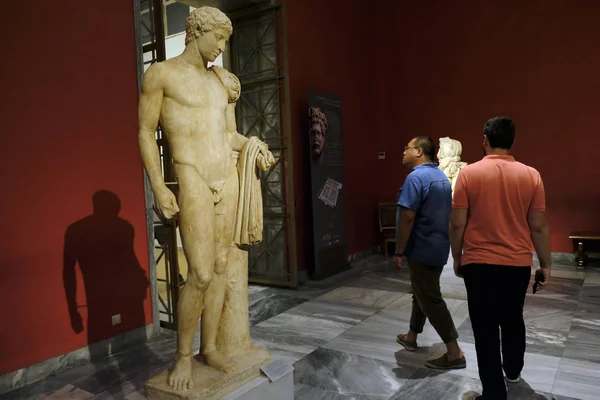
[62,190,150,395]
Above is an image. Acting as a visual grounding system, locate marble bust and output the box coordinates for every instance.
[438,137,468,193]
[138,6,273,395]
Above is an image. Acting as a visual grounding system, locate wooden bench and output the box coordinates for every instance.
[569,231,600,268]
[378,202,397,257]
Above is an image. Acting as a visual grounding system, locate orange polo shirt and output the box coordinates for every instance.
[452,155,546,267]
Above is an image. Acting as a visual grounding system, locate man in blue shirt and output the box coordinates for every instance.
[394,136,465,370]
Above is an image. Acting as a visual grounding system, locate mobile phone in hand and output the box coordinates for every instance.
[533,269,544,294]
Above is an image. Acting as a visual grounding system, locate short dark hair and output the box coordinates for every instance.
[413,136,435,160]
[484,116,515,150]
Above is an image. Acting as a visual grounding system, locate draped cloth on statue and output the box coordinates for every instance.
[439,155,467,179]
[233,136,268,246]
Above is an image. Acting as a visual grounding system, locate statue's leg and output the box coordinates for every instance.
[167,174,216,390]
[202,164,239,372]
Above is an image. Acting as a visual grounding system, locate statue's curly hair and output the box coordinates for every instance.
[185,6,233,46]
[308,107,328,132]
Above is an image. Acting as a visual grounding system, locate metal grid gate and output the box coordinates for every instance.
[229,4,297,287]
[136,0,182,330]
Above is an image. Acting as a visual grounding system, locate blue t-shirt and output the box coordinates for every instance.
[397,163,452,267]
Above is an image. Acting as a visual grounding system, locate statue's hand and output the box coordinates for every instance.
[155,186,180,220]
[257,148,275,171]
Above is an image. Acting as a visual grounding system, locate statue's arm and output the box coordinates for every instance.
[138,64,167,192]
[222,69,274,170]
[226,102,275,170]
[226,102,249,152]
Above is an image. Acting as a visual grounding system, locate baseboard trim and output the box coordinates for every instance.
[347,247,376,263]
[532,252,576,266]
[296,247,376,286]
[0,324,155,395]
[304,247,380,289]
[297,269,307,284]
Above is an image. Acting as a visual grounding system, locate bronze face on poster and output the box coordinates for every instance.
[307,90,348,279]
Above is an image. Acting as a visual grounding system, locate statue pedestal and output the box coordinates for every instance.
[221,358,294,400]
[145,347,270,400]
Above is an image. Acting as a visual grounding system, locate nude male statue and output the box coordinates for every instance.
[138,7,274,391]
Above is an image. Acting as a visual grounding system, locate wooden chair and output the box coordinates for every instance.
[378,202,397,257]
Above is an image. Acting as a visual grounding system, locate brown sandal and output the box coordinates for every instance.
[396,333,417,352]
[425,353,466,370]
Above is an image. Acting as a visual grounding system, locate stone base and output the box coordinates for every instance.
[221,359,294,400]
[145,347,270,400]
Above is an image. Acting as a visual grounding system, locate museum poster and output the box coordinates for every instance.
[307,90,348,279]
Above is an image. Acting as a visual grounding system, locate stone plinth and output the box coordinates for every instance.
[145,347,270,400]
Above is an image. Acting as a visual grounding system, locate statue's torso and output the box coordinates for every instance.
[158,58,233,191]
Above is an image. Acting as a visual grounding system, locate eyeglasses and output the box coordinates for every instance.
[404,146,421,151]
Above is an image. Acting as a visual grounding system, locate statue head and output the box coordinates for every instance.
[438,137,463,160]
[308,107,328,157]
[185,7,233,63]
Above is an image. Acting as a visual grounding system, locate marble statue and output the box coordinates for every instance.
[138,6,274,396]
[437,137,468,193]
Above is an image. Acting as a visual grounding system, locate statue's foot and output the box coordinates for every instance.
[204,349,234,373]
[168,353,193,391]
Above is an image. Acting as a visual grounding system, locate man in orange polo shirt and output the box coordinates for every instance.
[449,116,551,400]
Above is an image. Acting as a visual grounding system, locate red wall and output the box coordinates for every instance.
[284,0,600,264]
[374,0,600,252]
[284,0,381,272]
[378,0,600,252]
[0,1,151,375]
[2,0,594,376]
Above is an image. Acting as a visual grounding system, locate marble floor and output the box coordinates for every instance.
[4,255,600,400]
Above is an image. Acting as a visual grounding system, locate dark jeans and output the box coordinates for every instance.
[461,264,531,400]
[408,259,459,344]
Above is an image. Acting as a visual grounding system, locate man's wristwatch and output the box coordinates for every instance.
[395,252,404,257]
